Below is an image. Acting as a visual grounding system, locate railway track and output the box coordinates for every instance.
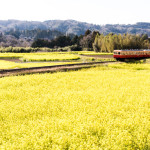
[0,61,116,78]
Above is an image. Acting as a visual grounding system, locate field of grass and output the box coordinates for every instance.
[0,63,150,149]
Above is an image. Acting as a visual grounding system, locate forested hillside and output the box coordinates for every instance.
[1,20,150,48]
[1,20,150,36]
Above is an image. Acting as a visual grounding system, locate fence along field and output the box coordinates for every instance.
[0,63,150,149]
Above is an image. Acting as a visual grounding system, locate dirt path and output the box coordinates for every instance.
[0,58,22,62]
[0,61,117,78]
[82,55,113,58]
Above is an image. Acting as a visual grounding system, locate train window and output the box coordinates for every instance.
[118,52,120,55]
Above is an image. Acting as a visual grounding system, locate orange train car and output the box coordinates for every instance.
[113,49,150,61]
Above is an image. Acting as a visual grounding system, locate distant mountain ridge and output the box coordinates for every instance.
[0,19,150,36]
[0,19,101,35]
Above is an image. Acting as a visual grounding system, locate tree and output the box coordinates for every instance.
[93,34,99,52]
[80,34,93,49]
[31,39,49,48]
[85,29,92,36]
[71,35,79,45]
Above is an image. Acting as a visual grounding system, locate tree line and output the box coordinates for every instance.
[31,30,99,51]
[1,28,150,52]
[93,33,150,52]
[31,29,150,52]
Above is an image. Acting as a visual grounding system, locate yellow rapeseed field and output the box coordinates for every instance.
[0,63,150,149]
[21,54,80,61]
[0,52,80,62]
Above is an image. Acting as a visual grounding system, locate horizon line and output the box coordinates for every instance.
[0,19,149,26]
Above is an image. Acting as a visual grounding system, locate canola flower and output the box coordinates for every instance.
[21,54,80,62]
[0,53,23,58]
[0,63,150,149]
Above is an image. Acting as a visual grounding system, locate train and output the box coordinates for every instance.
[113,49,150,61]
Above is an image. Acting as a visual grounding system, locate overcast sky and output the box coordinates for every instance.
[0,0,150,25]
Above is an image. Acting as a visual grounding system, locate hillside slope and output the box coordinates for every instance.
[1,20,150,36]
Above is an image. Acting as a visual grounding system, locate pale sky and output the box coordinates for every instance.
[0,0,150,25]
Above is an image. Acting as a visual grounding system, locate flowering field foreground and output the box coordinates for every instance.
[0,63,150,149]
